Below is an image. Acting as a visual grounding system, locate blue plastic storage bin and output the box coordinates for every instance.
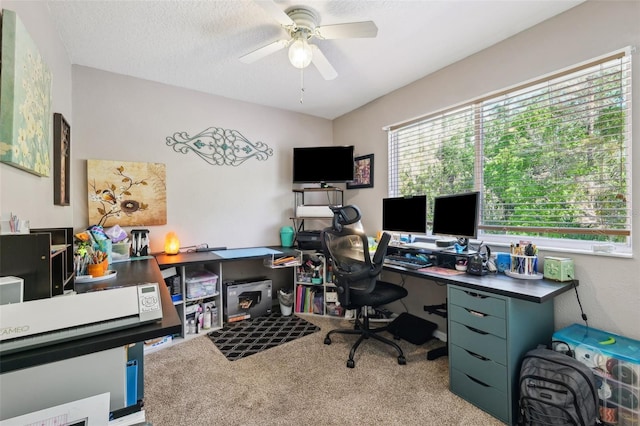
[553,324,640,425]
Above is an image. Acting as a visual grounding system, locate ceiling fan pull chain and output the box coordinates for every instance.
[300,67,305,104]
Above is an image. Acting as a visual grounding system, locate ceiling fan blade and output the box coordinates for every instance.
[316,21,378,39]
[255,0,295,27]
[239,39,289,64]
[310,45,337,80]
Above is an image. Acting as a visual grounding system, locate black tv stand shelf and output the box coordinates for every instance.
[291,188,343,235]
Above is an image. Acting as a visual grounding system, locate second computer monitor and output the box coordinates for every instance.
[431,191,479,246]
[382,195,427,235]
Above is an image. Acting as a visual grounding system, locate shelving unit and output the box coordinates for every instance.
[160,262,222,341]
[291,187,343,233]
[0,227,74,300]
[294,251,342,318]
[156,249,302,345]
[32,227,75,296]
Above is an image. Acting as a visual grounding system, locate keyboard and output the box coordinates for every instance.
[384,255,432,270]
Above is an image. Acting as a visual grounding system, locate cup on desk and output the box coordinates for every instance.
[496,252,511,273]
[87,263,105,277]
[510,254,538,275]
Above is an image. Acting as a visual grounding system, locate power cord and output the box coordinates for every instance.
[572,279,589,327]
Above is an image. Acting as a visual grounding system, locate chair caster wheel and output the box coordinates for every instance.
[398,356,406,365]
[324,337,331,345]
[347,359,355,368]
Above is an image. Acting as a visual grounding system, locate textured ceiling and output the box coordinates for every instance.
[45,0,584,119]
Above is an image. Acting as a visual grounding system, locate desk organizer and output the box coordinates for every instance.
[506,254,543,279]
[553,324,640,426]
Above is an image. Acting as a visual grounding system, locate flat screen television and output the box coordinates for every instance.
[431,191,480,247]
[292,146,354,185]
[382,195,428,234]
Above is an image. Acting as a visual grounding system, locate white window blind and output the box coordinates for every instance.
[387,49,632,254]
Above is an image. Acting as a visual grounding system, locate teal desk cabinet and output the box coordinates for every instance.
[447,284,554,425]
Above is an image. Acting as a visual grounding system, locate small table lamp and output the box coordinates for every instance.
[164,232,180,255]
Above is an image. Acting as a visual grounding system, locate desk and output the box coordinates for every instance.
[382,263,575,425]
[155,246,300,340]
[0,258,182,420]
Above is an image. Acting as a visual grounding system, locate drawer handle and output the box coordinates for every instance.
[465,325,488,335]
[463,290,487,299]
[465,349,489,361]
[466,309,486,318]
[465,374,490,387]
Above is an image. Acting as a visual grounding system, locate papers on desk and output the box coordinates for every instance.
[424,266,466,276]
[212,247,282,258]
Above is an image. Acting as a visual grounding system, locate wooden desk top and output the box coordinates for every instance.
[1,258,182,374]
[383,264,576,303]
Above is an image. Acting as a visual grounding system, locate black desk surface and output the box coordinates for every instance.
[0,258,182,374]
[382,264,576,303]
[155,246,300,267]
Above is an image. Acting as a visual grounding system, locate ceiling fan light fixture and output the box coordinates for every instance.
[288,38,312,69]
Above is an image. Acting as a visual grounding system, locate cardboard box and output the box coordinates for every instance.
[224,279,272,322]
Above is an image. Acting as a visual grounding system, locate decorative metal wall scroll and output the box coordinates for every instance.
[166,127,273,166]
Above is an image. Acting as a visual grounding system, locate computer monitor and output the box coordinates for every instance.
[382,195,427,235]
[292,146,354,186]
[431,191,479,248]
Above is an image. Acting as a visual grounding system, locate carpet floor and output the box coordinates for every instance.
[144,314,507,425]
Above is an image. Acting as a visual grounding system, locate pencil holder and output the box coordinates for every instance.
[510,254,538,275]
[87,263,105,277]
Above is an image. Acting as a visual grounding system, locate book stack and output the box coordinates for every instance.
[295,285,324,314]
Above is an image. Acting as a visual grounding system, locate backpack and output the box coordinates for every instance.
[519,347,600,426]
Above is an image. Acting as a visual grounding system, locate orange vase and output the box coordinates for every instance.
[87,263,104,277]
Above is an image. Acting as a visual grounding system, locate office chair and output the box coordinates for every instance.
[321,205,408,368]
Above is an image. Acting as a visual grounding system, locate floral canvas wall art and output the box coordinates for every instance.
[87,159,167,227]
[0,9,53,176]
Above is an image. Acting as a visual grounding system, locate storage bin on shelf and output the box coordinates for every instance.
[553,323,640,426]
[185,270,218,300]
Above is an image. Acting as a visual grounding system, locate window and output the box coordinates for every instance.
[387,49,632,255]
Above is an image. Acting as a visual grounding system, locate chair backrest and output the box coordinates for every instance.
[321,206,391,307]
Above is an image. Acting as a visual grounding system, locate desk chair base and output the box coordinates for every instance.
[324,311,406,368]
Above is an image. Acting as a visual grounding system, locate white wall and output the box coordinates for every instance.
[71,66,332,250]
[334,0,640,340]
[0,1,73,228]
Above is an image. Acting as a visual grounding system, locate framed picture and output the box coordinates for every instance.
[347,154,374,189]
[53,113,71,206]
[0,10,53,176]
[87,159,167,227]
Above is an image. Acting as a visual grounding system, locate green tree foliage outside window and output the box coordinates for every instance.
[388,51,631,252]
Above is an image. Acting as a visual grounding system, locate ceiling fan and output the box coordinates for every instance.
[240,1,378,80]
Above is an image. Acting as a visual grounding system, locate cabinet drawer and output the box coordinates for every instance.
[449,321,507,365]
[449,287,506,319]
[449,343,508,392]
[450,367,508,423]
[448,304,506,338]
